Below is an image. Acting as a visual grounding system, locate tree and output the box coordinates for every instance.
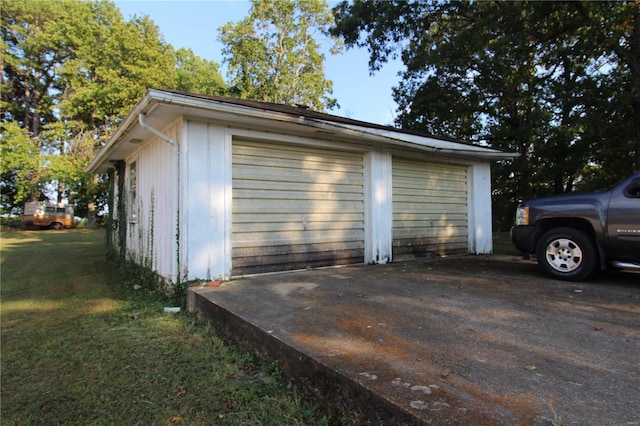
[579,1,640,181]
[53,2,177,225]
[1,0,226,221]
[0,121,44,210]
[59,3,176,132]
[1,0,73,209]
[219,0,342,111]
[331,1,639,230]
[175,47,227,95]
[1,0,173,220]
[0,0,67,137]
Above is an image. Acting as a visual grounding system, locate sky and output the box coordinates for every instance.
[114,0,403,125]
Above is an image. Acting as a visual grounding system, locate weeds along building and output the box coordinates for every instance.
[88,89,516,283]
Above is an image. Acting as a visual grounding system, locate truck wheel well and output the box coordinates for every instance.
[533,218,605,270]
[535,218,596,241]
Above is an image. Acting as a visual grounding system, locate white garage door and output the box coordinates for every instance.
[232,140,365,275]
[392,158,468,259]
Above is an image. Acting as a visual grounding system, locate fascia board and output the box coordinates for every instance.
[295,119,518,160]
[88,89,518,173]
[87,91,155,173]
[147,90,517,160]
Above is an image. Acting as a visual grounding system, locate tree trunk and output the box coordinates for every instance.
[86,174,99,228]
[57,181,64,203]
[86,201,97,228]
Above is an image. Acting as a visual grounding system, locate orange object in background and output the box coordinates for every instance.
[22,201,74,229]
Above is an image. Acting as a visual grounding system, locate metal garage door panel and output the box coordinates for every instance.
[392,158,468,259]
[232,141,364,275]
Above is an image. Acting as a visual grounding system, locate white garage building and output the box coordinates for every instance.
[88,89,515,283]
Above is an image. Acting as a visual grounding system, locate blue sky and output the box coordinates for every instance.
[114,0,402,125]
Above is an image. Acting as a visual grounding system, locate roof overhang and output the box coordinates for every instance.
[88,89,518,173]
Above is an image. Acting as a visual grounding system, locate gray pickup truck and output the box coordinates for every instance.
[511,172,640,281]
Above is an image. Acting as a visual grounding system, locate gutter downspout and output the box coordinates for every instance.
[138,113,180,284]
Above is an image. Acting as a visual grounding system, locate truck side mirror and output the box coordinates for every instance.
[624,177,640,198]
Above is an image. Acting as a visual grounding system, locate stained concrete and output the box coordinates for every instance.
[188,255,640,425]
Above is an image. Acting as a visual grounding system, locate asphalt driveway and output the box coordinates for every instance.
[190,255,640,425]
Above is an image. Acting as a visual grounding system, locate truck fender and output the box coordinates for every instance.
[596,240,607,271]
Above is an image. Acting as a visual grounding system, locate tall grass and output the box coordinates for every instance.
[1,229,326,425]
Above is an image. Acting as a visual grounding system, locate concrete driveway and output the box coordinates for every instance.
[189,255,640,425]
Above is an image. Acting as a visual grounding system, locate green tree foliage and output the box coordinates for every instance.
[1,0,226,218]
[175,47,226,95]
[0,121,44,210]
[332,1,640,230]
[219,0,342,111]
[58,2,176,133]
[1,0,66,137]
[2,0,73,208]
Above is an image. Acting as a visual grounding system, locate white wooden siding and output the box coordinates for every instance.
[392,158,468,258]
[109,167,121,255]
[232,140,365,275]
[125,121,179,281]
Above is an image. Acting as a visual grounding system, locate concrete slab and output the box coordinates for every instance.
[188,255,640,425]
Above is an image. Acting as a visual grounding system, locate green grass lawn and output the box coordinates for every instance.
[1,229,326,425]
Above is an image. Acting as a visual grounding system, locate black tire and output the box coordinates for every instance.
[535,227,598,281]
[49,222,63,230]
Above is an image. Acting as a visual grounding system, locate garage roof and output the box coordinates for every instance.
[88,89,517,173]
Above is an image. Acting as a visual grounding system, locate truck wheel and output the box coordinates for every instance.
[49,222,62,230]
[535,227,598,281]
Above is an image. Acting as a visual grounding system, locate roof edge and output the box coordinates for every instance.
[88,89,518,173]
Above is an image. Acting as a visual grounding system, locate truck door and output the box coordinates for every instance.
[607,175,640,263]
